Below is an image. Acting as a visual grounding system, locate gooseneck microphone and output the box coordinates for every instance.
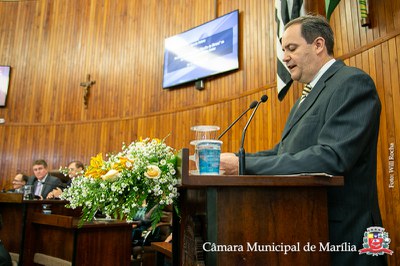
[217,100,258,140]
[238,95,268,175]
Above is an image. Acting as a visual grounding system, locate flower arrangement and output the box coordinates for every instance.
[61,137,179,228]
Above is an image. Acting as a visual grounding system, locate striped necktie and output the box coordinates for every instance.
[299,84,312,104]
[34,181,43,196]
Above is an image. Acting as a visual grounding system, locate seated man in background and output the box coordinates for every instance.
[28,159,62,199]
[8,173,29,193]
[47,160,84,199]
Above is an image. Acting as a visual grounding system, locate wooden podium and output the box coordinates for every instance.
[173,148,344,266]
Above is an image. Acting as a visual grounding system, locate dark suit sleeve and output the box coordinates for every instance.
[41,175,63,197]
[245,70,381,175]
[246,144,279,157]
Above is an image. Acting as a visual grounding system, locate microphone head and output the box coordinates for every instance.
[249,100,258,109]
[260,95,268,103]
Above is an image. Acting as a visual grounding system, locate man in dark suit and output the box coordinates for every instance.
[28,159,62,199]
[221,15,386,265]
[46,160,84,199]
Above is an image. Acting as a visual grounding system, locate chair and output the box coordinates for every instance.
[9,252,19,266]
[48,170,70,184]
[33,253,72,266]
[131,205,173,266]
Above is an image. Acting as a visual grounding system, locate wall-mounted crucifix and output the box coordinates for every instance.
[80,74,96,109]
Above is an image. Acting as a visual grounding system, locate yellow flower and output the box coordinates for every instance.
[144,165,161,179]
[85,153,108,179]
[101,169,119,182]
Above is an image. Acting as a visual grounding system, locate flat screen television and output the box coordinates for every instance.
[162,10,239,89]
[0,65,11,107]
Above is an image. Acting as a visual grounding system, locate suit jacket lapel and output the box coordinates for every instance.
[281,60,345,140]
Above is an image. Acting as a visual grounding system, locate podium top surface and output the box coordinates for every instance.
[181,173,344,187]
[0,192,23,203]
[178,148,344,188]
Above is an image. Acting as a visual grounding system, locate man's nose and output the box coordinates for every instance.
[282,53,290,63]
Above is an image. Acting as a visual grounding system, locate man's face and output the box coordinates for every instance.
[281,24,319,84]
[33,164,48,180]
[68,163,83,179]
[12,174,26,189]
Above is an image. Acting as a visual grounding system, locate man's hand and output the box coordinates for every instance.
[220,153,239,175]
[46,187,62,199]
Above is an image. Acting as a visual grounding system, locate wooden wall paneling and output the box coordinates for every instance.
[388,37,400,141]
[0,3,17,62]
[173,110,192,150]
[383,0,396,33]
[0,127,8,188]
[259,0,269,86]
[371,40,399,266]
[23,126,33,173]
[266,88,278,149]
[8,3,28,122]
[395,1,400,31]
[249,3,259,90]
[386,36,400,264]
[376,0,392,37]
[360,44,369,74]
[343,0,355,52]
[61,3,83,122]
[330,5,343,58]
[374,41,395,264]
[366,45,387,232]
[338,1,350,55]
[254,93,266,151]
[259,0,267,84]
[266,89,278,150]
[223,97,240,150]
[352,0,363,49]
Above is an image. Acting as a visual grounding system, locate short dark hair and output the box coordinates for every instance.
[68,160,85,170]
[33,159,48,168]
[285,14,334,56]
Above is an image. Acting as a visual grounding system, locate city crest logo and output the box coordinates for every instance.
[358,226,393,256]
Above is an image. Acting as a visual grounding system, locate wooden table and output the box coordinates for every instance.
[0,195,132,266]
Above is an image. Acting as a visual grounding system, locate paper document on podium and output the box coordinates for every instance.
[275,173,334,178]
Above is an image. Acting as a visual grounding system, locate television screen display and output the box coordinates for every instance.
[162,10,239,89]
[0,66,11,106]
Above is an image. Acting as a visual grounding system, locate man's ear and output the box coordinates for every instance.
[314,37,326,54]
